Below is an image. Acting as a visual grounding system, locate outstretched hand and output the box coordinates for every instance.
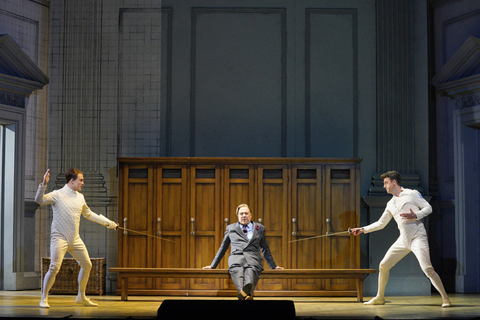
[105,222,119,230]
[42,169,50,186]
[349,228,364,236]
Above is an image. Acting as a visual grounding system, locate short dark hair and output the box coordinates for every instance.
[381,170,401,185]
[65,168,83,184]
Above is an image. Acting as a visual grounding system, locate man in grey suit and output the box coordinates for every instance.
[203,204,283,300]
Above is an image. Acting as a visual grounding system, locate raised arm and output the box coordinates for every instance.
[35,169,56,205]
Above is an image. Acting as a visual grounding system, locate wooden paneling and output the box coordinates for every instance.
[119,165,155,290]
[188,165,221,290]
[324,166,360,291]
[256,165,289,290]
[291,166,324,290]
[154,165,187,289]
[117,157,361,296]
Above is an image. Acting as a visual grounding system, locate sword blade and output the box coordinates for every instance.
[117,226,176,243]
[288,229,351,243]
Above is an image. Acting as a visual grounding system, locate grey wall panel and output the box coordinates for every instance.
[118,8,163,157]
[306,9,357,158]
[442,9,480,63]
[160,8,173,156]
[191,8,286,157]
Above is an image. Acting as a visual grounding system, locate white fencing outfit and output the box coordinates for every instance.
[363,188,449,305]
[36,183,116,307]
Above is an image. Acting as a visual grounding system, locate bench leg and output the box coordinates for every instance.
[356,278,364,302]
[121,276,128,301]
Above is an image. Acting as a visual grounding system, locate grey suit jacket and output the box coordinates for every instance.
[210,221,277,271]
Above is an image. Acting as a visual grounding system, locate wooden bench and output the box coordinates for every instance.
[109,268,376,302]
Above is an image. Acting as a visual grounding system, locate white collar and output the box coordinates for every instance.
[61,184,77,195]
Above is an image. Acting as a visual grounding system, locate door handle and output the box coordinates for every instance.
[258,218,263,224]
[326,218,331,235]
[292,218,297,236]
[123,218,128,235]
[224,218,229,229]
[190,218,195,236]
[157,218,161,236]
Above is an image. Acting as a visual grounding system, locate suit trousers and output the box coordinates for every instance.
[228,256,261,292]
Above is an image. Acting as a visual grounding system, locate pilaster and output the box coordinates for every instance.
[363,0,430,296]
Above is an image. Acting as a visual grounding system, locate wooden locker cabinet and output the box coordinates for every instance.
[153,165,188,293]
[187,164,222,291]
[118,164,155,292]
[117,157,361,297]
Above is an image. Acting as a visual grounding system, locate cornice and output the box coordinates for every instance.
[432,36,480,98]
[0,34,49,96]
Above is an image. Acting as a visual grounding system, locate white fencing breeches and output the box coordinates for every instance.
[375,234,448,301]
[41,235,92,299]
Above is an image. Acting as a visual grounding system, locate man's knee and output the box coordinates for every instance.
[422,264,435,278]
[78,259,92,272]
[48,262,62,275]
[379,260,393,273]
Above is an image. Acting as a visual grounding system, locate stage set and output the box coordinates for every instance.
[0,290,479,319]
[2,158,476,319]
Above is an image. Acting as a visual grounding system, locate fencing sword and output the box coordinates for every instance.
[288,228,353,243]
[115,225,176,243]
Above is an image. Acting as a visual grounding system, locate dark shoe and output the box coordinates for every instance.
[237,283,253,300]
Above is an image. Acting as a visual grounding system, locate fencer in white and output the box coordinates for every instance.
[36,169,117,308]
[351,173,451,308]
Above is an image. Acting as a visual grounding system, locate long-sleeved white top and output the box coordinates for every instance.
[35,184,112,245]
[362,187,432,247]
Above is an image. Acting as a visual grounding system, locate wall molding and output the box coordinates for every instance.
[305,8,358,158]
[190,7,287,156]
